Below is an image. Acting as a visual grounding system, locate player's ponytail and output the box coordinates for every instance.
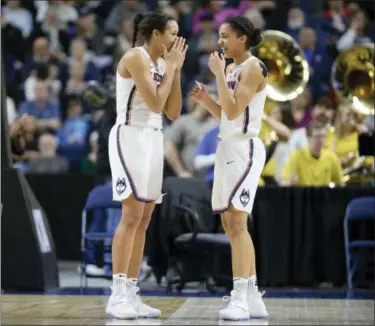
[132,13,144,47]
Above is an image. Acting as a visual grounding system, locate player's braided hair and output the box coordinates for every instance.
[225,16,262,49]
[132,11,175,47]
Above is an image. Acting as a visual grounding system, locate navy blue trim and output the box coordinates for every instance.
[116,125,154,203]
[125,85,136,126]
[213,138,254,214]
[243,106,249,134]
[4,288,374,300]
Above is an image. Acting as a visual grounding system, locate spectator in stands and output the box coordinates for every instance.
[28,133,69,174]
[284,7,306,40]
[165,102,217,178]
[321,0,349,37]
[289,96,336,153]
[281,121,343,186]
[298,26,332,99]
[75,8,106,55]
[161,0,193,39]
[10,115,40,169]
[57,99,89,147]
[194,125,220,188]
[2,0,33,38]
[81,131,99,173]
[283,89,312,129]
[18,81,61,133]
[65,60,87,97]
[259,102,292,185]
[184,13,218,83]
[114,18,134,63]
[68,37,99,82]
[331,101,369,169]
[192,0,251,34]
[244,7,266,30]
[24,62,62,102]
[336,9,373,52]
[105,0,146,34]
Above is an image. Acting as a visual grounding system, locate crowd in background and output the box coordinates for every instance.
[2,0,374,187]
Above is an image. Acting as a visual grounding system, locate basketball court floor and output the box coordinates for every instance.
[2,293,374,325]
[2,262,374,325]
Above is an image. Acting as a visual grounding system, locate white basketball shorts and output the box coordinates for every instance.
[108,124,164,203]
[212,137,266,214]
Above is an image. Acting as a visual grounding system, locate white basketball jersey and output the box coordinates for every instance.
[116,46,165,129]
[219,56,267,139]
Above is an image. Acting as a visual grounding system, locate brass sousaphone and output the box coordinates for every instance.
[331,43,374,119]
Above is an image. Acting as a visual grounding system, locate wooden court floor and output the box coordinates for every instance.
[1,294,374,325]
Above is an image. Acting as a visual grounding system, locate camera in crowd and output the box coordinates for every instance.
[83,77,116,112]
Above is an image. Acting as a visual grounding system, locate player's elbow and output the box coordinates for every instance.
[165,111,181,121]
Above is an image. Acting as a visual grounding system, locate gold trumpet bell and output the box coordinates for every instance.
[331,43,375,117]
[252,30,310,102]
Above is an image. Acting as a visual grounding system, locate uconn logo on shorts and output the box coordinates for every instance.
[116,178,127,195]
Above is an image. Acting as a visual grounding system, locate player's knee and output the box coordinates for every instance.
[224,211,248,239]
[120,212,143,230]
[137,214,152,232]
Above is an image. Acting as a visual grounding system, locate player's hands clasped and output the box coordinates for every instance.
[208,51,225,76]
[163,37,188,70]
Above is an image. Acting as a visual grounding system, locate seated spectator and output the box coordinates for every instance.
[105,0,146,34]
[284,7,306,41]
[331,101,370,169]
[22,37,67,81]
[336,9,373,52]
[244,8,266,30]
[114,18,134,63]
[81,131,99,173]
[281,121,343,186]
[282,89,312,130]
[74,8,106,56]
[24,62,62,102]
[320,0,349,38]
[18,81,61,133]
[260,101,292,185]
[194,125,220,188]
[192,0,251,34]
[298,27,332,99]
[288,96,336,153]
[65,60,87,98]
[28,133,69,174]
[2,0,33,39]
[68,37,99,82]
[57,99,89,147]
[10,115,40,169]
[164,102,217,178]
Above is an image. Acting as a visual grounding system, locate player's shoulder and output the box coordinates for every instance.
[122,48,147,67]
[244,56,268,78]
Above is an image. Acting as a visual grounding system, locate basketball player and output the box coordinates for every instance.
[107,12,187,319]
[189,16,268,321]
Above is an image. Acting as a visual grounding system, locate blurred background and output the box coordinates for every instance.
[1,0,374,296]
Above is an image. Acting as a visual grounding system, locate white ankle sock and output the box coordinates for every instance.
[248,275,257,289]
[113,273,127,293]
[233,277,248,293]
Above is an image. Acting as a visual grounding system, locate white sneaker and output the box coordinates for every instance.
[247,282,268,319]
[106,288,138,319]
[77,264,105,276]
[219,290,250,321]
[128,284,161,318]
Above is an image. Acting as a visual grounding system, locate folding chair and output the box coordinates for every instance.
[344,196,375,291]
[80,183,121,288]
